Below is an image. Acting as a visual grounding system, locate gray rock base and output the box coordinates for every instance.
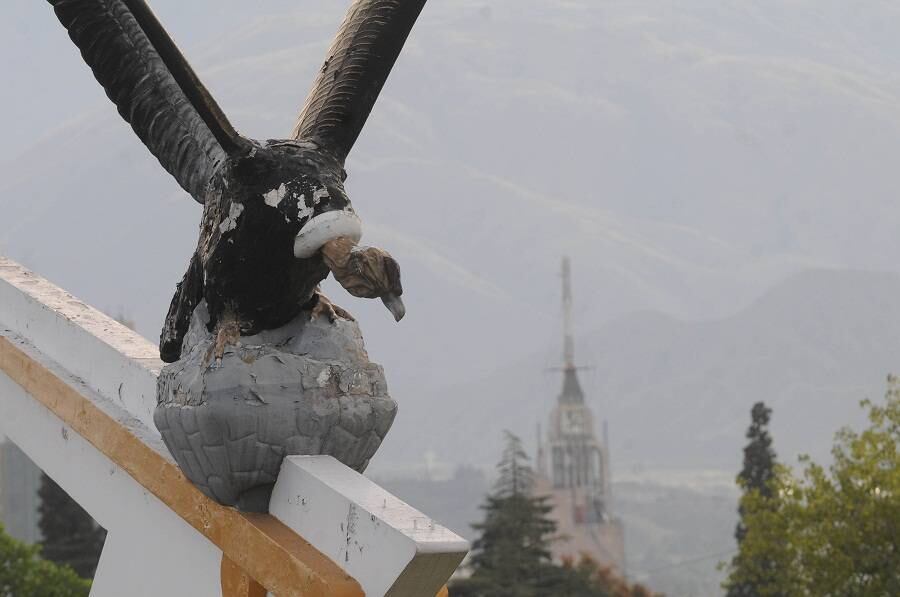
[154,302,397,511]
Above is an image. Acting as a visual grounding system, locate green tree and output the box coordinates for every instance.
[724,379,900,596]
[722,466,803,597]
[0,522,90,596]
[738,403,777,497]
[38,474,106,579]
[726,402,780,597]
[452,431,558,597]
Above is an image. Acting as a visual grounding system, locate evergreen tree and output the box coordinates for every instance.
[724,402,779,597]
[38,474,106,579]
[452,431,558,597]
[734,402,777,544]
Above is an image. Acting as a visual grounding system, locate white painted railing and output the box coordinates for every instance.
[0,256,467,596]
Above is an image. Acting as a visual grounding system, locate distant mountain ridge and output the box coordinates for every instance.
[387,268,900,473]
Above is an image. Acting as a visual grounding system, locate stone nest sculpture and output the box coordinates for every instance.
[155,302,397,511]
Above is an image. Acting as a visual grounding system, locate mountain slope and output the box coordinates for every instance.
[390,269,900,473]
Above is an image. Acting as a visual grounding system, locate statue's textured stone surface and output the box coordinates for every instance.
[155,302,396,510]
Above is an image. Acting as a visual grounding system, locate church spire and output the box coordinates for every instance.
[560,257,584,404]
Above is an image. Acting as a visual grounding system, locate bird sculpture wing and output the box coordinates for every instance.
[291,0,428,163]
[49,0,245,202]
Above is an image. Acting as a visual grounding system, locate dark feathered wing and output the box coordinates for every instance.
[49,0,243,201]
[291,0,428,162]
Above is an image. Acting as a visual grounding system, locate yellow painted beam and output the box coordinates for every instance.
[221,555,267,597]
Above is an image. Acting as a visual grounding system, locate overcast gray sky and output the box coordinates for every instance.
[3,0,900,476]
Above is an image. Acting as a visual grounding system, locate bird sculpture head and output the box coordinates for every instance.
[49,0,425,360]
[220,138,406,322]
[317,235,406,321]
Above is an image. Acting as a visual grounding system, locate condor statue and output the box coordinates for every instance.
[49,0,418,362]
[50,0,428,510]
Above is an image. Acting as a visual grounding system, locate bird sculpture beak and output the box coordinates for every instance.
[381,294,406,322]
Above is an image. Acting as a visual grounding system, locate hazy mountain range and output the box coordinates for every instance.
[3,0,899,476]
[397,268,900,475]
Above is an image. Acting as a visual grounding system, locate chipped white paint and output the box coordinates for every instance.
[270,456,469,597]
[312,187,330,204]
[293,210,363,258]
[264,183,287,208]
[219,201,244,233]
[297,193,314,221]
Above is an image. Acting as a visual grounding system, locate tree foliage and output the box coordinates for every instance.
[739,403,777,498]
[558,555,661,597]
[38,474,106,579]
[452,431,558,597]
[724,380,900,596]
[726,401,779,596]
[0,522,90,597]
[495,430,535,498]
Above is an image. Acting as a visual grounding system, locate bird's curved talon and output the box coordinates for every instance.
[332,303,355,321]
[204,317,241,368]
[311,292,356,323]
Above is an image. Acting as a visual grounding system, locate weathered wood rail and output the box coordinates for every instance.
[0,256,466,596]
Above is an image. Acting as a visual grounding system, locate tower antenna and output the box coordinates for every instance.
[562,256,575,369]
